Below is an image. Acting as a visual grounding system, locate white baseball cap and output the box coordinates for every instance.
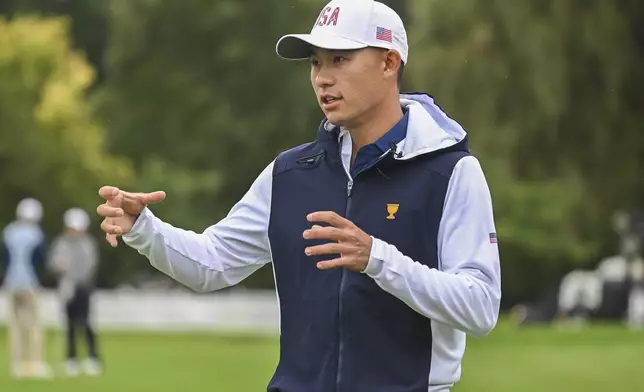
[16,198,43,222]
[276,0,409,64]
[64,207,90,232]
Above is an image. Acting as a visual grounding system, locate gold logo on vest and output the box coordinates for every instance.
[386,204,399,220]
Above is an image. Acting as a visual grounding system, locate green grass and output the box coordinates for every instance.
[456,321,644,391]
[0,320,642,391]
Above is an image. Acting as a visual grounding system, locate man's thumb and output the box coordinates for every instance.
[142,191,166,205]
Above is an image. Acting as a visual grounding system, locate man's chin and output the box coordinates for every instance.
[324,112,347,125]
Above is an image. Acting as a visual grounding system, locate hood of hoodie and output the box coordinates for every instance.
[397,92,468,159]
[323,92,468,160]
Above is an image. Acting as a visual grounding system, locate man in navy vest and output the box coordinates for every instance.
[96,0,501,390]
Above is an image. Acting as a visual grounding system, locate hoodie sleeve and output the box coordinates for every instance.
[363,156,501,337]
[121,161,274,293]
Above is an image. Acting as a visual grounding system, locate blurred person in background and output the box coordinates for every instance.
[555,269,602,326]
[48,207,102,377]
[594,212,644,321]
[594,235,641,320]
[555,212,644,326]
[0,198,52,379]
[626,236,644,329]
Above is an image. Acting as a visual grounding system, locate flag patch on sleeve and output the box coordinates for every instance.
[489,232,498,243]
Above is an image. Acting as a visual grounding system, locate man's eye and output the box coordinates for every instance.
[309,59,320,66]
[334,56,346,63]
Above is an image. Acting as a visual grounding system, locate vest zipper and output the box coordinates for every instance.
[336,179,353,391]
[336,150,390,392]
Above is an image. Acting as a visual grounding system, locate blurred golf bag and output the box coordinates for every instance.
[512,210,644,327]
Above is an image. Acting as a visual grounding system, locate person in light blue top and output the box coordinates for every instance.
[1,198,52,379]
[3,199,46,291]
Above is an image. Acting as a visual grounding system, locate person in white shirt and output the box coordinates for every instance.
[48,207,102,376]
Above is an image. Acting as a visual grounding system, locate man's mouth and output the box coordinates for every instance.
[322,96,340,103]
[320,94,343,108]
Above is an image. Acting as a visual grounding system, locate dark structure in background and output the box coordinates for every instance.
[512,209,644,327]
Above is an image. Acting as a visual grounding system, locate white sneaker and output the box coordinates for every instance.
[65,360,82,377]
[10,363,26,379]
[82,358,102,376]
[28,362,54,379]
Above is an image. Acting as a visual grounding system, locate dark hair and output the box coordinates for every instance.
[397,62,405,90]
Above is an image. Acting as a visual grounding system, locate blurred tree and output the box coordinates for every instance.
[406,0,644,304]
[0,0,109,85]
[10,0,636,305]
[0,15,133,285]
[93,0,330,288]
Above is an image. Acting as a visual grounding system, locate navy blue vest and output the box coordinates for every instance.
[267,121,470,392]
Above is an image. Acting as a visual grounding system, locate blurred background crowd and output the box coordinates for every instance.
[0,0,642,390]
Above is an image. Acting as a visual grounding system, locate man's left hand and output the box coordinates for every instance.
[303,211,373,272]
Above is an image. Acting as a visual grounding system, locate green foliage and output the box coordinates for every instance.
[93,0,644,302]
[136,157,221,230]
[406,0,644,303]
[0,16,133,284]
[1,0,642,304]
[92,0,328,233]
[0,16,132,222]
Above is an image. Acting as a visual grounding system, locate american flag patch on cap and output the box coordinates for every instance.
[376,26,393,42]
[489,233,498,243]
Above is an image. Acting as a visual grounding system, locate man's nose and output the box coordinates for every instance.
[314,68,334,88]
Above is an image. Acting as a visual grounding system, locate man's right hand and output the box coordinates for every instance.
[96,186,166,247]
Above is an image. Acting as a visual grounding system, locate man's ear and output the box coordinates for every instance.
[384,50,402,80]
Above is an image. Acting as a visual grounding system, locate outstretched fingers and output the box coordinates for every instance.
[140,190,166,205]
